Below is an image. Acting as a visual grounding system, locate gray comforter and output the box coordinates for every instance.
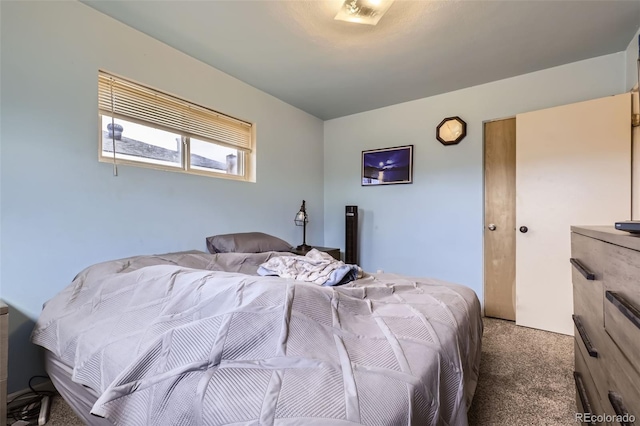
[31,251,482,426]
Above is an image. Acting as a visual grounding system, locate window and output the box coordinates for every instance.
[98,71,254,180]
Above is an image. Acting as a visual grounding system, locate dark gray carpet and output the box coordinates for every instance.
[44,317,574,425]
[468,318,575,425]
[46,396,84,426]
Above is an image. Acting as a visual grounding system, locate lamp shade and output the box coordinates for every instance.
[294,211,307,225]
[294,201,308,226]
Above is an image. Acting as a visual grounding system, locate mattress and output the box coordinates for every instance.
[32,251,482,425]
[45,351,111,425]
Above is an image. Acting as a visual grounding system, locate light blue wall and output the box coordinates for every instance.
[0,1,324,392]
[625,26,640,90]
[323,53,626,307]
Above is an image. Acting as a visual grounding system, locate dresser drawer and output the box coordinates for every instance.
[574,303,640,423]
[574,320,611,407]
[600,391,637,426]
[572,233,605,325]
[596,331,640,425]
[575,340,605,425]
[603,244,640,375]
[605,244,640,309]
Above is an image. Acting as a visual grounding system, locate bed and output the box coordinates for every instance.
[31,249,482,425]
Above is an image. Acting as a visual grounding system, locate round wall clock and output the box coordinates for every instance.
[436,116,467,146]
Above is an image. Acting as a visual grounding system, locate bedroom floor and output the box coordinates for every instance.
[40,317,574,426]
[467,317,575,424]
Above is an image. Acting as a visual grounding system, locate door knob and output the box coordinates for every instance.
[519,226,528,233]
[488,224,496,231]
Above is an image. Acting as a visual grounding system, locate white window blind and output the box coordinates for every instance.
[98,71,252,152]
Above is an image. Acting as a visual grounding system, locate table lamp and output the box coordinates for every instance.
[294,200,311,251]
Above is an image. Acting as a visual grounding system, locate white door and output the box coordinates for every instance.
[515,93,631,335]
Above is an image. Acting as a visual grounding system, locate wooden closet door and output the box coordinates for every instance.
[515,93,631,335]
[484,118,516,321]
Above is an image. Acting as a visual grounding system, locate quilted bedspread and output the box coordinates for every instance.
[31,251,482,426]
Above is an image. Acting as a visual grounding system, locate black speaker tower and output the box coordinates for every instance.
[345,206,358,264]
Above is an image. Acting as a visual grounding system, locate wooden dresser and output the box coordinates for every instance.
[571,226,639,425]
[0,301,7,424]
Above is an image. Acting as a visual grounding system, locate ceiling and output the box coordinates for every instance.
[83,0,640,120]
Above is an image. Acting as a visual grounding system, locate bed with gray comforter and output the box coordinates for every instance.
[31,251,482,426]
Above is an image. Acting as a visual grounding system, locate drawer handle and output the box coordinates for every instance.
[608,391,633,426]
[572,315,598,357]
[606,291,640,331]
[574,372,593,415]
[570,258,595,280]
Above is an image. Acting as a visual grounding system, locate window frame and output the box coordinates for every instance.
[98,71,255,182]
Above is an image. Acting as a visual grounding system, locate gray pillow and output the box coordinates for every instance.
[206,232,292,254]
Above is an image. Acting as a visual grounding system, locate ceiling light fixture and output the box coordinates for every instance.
[334,0,395,25]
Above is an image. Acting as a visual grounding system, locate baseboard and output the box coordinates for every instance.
[7,379,56,403]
